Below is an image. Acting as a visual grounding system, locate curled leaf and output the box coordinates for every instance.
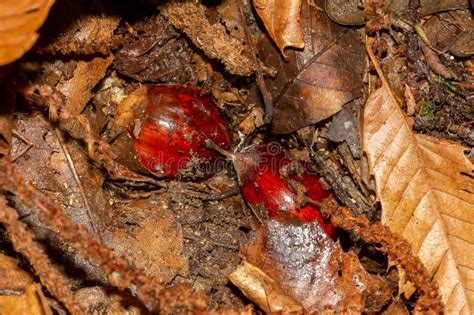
[0,0,54,65]
[253,0,304,59]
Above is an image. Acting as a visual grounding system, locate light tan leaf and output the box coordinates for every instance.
[253,0,304,58]
[0,0,54,65]
[0,254,52,315]
[229,261,304,313]
[362,87,474,313]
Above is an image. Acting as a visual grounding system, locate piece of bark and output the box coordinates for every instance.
[160,0,255,76]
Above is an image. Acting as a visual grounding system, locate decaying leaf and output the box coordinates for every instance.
[240,213,392,312]
[160,0,255,76]
[103,198,188,283]
[75,286,145,314]
[0,0,54,65]
[362,87,474,313]
[36,1,120,56]
[0,254,52,315]
[114,14,196,84]
[259,0,365,133]
[229,261,304,313]
[253,0,304,59]
[0,253,34,292]
[57,55,114,117]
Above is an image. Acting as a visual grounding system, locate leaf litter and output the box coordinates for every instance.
[0,0,472,313]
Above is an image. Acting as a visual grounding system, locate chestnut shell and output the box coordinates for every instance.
[133,85,232,178]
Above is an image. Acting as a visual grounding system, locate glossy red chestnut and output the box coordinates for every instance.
[223,142,334,238]
[132,85,232,178]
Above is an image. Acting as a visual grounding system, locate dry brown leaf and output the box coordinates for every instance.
[253,0,304,59]
[0,0,54,65]
[104,198,188,283]
[259,0,365,133]
[58,55,114,117]
[0,253,34,292]
[0,283,52,315]
[0,254,52,315]
[229,261,304,313]
[362,87,474,313]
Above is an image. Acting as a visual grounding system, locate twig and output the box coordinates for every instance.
[0,161,164,310]
[54,128,99,237]
[321,197,443,312]
[0,196,81,315]
[11,130,33,162]
[236,0,274,123]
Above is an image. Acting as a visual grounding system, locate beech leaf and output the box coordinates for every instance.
[362,87,474,313]
[253,0,304,59]
[0,0,54,65]
[259,0,365,133]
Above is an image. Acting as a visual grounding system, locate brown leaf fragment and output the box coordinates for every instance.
[325,0,365,26]
[36,7,120,56]
[253,0,304,59]
[419,0,470,16]
[242,213,392,312]
[0,253,34,292]
[104,198,188,284]
[57,55,114,118]
[229,261,304,313]
[160,0,255,76]
[362,87,474,313]
[114,14,196,84]
[422,11,474,57]
[260,0,365,133]
[0,283,53,315]
[75,287,145,314]
[0,0,54,65]
[419,41,458,80]
[0,83,14,158]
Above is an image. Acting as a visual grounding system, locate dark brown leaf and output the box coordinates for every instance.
[36,1,120,56]
[114,15,196,84]
[260,0,365,133]
[242,213,392,312]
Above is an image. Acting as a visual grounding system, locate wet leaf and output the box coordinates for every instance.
[253,0,304,58]
[0,0,54,65]
[259,0,365,133]
[362,87,474,313]
[241,213,392,312]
